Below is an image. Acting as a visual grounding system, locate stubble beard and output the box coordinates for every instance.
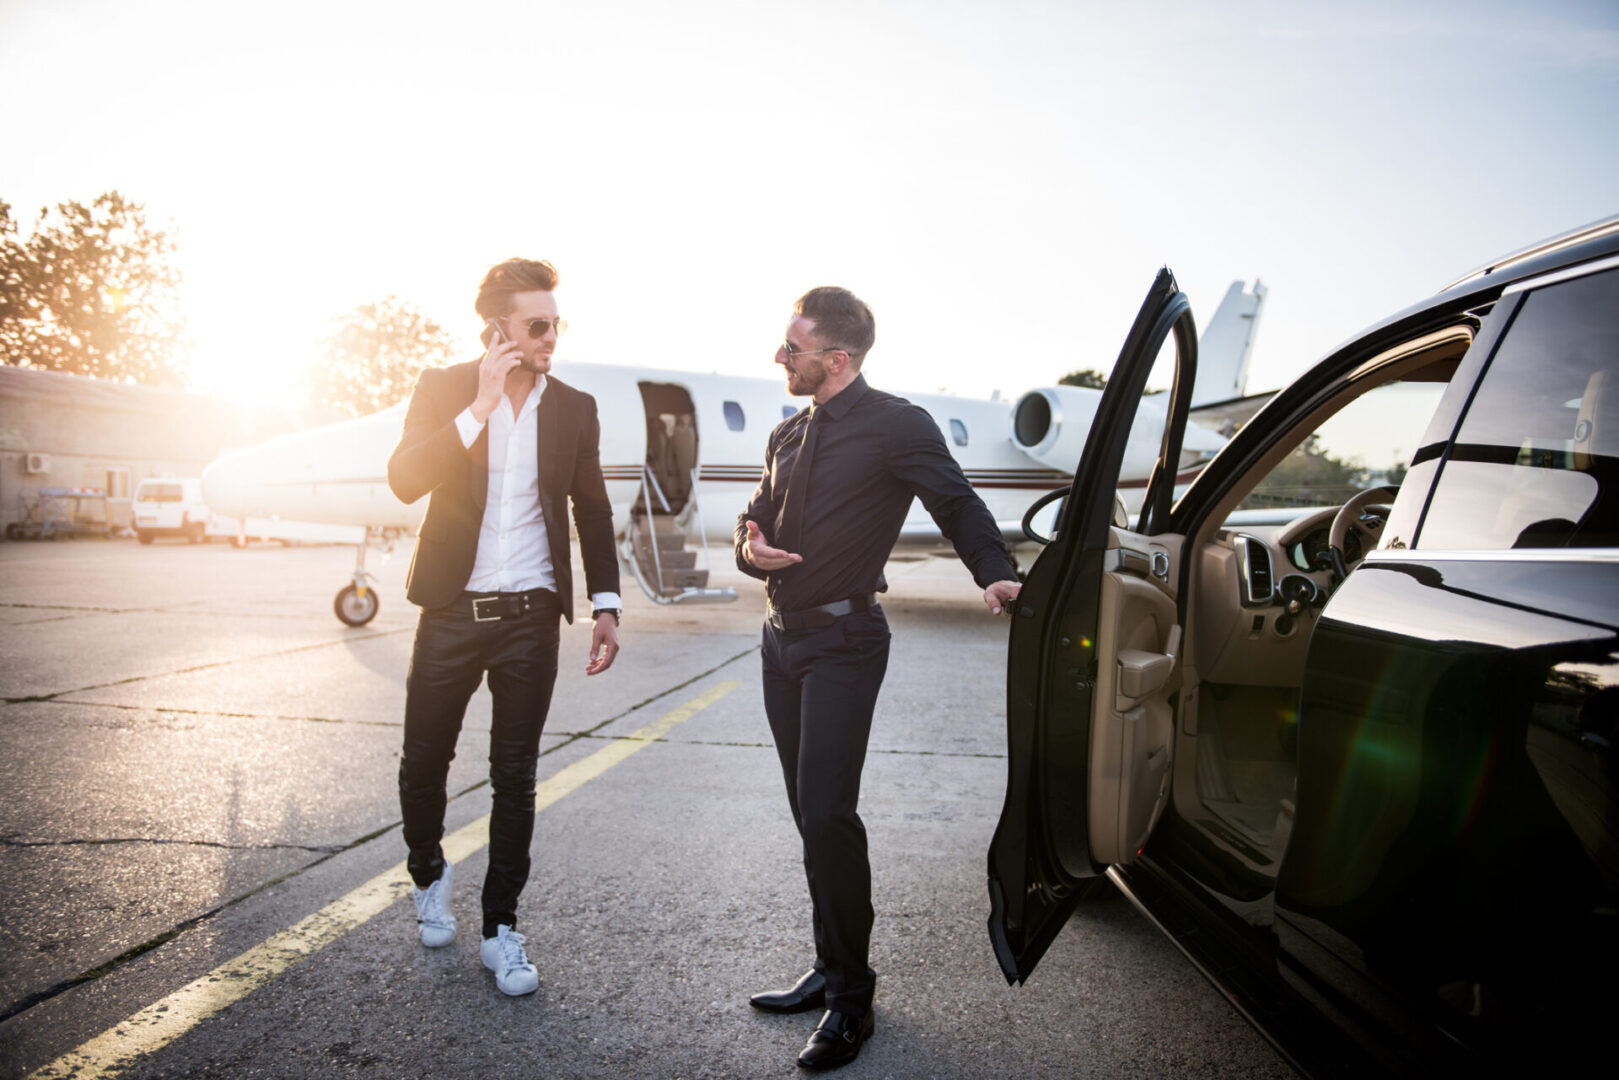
[786,360,824,397]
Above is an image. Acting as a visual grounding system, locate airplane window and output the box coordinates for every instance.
[949,419,968,447]
[724,401,745,432]
[782,405,796,420]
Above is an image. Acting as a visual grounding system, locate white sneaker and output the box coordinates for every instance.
[480,924,539,996]
[411,860,456,948]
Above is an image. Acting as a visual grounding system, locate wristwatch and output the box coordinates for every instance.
[592,607,621,624]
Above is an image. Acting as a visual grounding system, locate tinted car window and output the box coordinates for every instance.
[1418,268,1619,550]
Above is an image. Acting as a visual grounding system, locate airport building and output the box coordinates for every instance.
[0,366,304,539]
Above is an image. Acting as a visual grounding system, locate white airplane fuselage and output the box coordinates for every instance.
[200,364,1072,550]
[201,280,1265,616]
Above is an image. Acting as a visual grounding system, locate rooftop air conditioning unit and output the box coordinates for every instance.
[25,453,50,475]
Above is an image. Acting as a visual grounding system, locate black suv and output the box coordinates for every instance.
[989,217,1619,1077]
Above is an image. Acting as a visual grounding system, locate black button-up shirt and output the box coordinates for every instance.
[733,374,1018,612]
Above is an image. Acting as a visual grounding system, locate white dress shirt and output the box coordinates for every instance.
[454,376,621,613]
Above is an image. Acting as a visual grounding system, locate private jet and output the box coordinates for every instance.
[200,280,1266,625]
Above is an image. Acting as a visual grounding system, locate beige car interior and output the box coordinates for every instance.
[1087,325,1475,880]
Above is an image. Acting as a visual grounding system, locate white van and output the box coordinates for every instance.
[132,477,212,544]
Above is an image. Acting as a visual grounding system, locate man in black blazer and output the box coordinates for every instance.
[387,258,621,997]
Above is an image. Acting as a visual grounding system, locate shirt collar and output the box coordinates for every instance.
[503,374,547,425]
[813,372,869,423]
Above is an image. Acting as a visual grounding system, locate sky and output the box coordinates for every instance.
[2,0,1616,412]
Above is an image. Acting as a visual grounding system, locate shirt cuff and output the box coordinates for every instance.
[454,407,484,448]
[589,592,622,612]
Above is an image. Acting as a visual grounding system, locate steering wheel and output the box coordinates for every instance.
[1328,485,1399,577]
[1021,487,1069,544]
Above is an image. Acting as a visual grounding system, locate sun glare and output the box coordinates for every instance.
[188,344,311,410]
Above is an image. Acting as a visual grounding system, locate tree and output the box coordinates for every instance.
[1241,433,1366,509]
[1058,368,1108,389]
[1057,367,1168,395]
[0,192,190,385]
[311,296,457,418]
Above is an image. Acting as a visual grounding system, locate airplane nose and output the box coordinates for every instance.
[201,450,262,518]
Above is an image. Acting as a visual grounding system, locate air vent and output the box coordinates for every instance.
[1234,534,1274,606]
[25,452,50,475]
[1251,545,1273,598]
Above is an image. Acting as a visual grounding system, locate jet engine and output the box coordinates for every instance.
[1010,386,1222,480]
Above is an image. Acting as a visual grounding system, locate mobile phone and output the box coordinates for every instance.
[481,318,509,349]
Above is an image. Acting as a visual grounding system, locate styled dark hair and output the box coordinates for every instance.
[794,286,875,367]
[475,258,559,320]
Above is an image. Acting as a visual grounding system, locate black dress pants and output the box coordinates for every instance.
[761,606,891,1018]
[399,590,560,938]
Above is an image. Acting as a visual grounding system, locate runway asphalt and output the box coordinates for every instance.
[0,536,1290,1079]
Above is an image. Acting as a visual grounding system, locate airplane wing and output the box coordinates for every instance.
[1187,390,1278,438]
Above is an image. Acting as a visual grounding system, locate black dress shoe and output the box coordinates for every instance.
[749,969,826,1013]
[796,1009,874,1070]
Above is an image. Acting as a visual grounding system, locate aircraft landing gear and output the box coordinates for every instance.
[333,526,402,627]
[334,582,379,626]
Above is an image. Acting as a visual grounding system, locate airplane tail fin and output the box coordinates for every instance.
[1193,280,1266,408]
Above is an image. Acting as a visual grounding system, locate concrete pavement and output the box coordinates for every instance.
[0,538,1288,1079]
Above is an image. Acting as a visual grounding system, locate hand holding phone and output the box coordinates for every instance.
[486,316,547,375]
[472,318,522,423]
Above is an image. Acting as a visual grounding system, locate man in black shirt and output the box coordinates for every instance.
[735,286,1021,1070]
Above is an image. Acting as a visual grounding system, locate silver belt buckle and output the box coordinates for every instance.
[472,596,502,622]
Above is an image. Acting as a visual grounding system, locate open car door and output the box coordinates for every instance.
[988,268,1198,984]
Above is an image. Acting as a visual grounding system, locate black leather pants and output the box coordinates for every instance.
[399,590,560,938]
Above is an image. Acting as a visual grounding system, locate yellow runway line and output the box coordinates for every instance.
[27,680,741,1080]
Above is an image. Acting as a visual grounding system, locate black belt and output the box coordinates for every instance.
[467,588,556,622]
[766,592,879,631]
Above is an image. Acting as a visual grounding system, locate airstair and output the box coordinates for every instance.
[621,465,736,605]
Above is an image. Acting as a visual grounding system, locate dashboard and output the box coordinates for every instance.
[1197,501,1390,687]
[1287,521,1364,572]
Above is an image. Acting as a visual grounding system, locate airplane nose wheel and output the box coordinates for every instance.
[334,583,379,626]
[333,530,395,626]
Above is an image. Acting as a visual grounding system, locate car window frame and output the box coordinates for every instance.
[1410,261,1619,554]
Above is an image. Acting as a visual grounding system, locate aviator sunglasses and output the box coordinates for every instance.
[779,340,842,359]
[509,316,569,338]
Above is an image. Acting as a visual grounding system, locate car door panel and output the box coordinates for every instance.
[988,268,1198,984]
[1277,555,1618,1070]
[1090,532,1181,865]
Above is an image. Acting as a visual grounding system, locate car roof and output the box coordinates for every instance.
[1294,215,1619,372]
[1174,214,1619,527]
[1438,214,1619,294]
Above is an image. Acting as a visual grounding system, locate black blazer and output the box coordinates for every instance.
[387,362,620,624]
